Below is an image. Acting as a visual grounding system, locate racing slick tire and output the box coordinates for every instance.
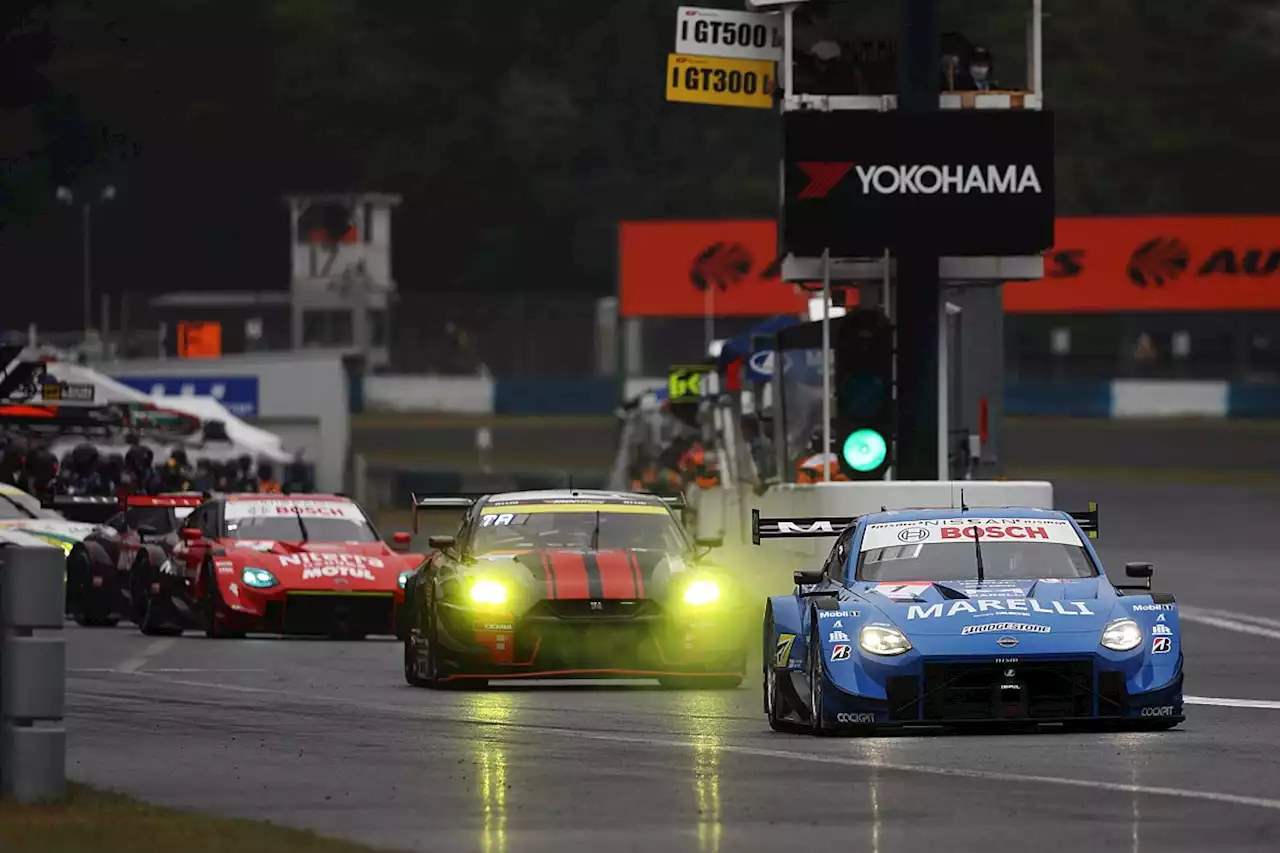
[403,632,431,688]
[202,562,245,640]
[67,548,119,628]
[806,620,872,738]
[133,552,183,636]
[806,622,832,736]
[405,601,488,690]
[763,606,803,733]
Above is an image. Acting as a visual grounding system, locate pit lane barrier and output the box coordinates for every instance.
[0,540,67,803]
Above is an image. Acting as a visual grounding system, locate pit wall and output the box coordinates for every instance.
[356,376,1280,418]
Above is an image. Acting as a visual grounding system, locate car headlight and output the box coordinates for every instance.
[241,567,278,589]
[1100,618,1143,652]
[398,570,413,589]
[682,578,721,606]
[860,624,912,656]
[468,579,509,606]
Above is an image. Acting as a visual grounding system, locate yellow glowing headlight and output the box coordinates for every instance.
[682,578,721,606]
[468,579,509,606]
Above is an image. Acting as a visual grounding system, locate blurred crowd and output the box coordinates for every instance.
[0,435,314,504]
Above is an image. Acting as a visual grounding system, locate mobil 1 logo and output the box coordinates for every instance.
[675,6,783,62]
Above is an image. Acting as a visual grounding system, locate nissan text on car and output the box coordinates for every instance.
[135,494,424,639]
[758,503,1184,734]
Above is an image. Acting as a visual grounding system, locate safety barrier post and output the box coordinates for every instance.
[0,543,67,803]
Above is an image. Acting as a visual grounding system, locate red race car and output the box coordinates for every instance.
[135,493,425,639]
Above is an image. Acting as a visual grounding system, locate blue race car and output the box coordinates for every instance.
[758,503,1184,734]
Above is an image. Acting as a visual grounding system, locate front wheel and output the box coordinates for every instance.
[807,623,829,736]
[68,551,118,628]
[202,564,244,639]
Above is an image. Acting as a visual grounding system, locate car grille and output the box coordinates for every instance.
[276,593,395,636]
[922,659,1094,721]
[524,599,660,620]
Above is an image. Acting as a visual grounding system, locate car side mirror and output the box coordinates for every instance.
[428,535,456,551]
[391,531,412,550]
[794,569,824,586]
[136,524,159,537]
[180,528,203,542]
[695,536,723,549]
[1125,562,1153,579]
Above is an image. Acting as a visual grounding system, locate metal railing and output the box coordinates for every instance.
[0,540,67,803]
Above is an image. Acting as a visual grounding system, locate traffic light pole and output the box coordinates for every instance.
[820,247,832,481]
[893,0,942,480]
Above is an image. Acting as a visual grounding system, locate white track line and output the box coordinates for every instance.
[115,638,177,674]
[1178,607,1280,641]
[1186,695,1280,710]
[65,673,1280,813]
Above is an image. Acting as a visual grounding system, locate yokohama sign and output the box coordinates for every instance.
[798,163,1044,198]
[783,110,1055,256]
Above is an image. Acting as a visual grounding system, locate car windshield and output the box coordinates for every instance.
[222,499,378,543]
[854,516,1097,582]
[473,505,688,553]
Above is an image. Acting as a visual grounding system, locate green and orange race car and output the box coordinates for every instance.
[401,489,748,689]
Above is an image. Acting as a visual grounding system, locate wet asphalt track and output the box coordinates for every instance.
[63,477,1280,853]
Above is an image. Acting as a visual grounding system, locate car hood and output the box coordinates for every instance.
[0,519,96,553]
[468,548,697,601]
[222,539,404,589]
[851,577,1117,635]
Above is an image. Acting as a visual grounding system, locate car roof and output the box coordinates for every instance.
[483,489,669,507]
[858,506,1071,525]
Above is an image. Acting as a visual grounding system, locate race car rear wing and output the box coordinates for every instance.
[126,494,206,508]
[44,495,119,524]
[410,493,483,534]
[1067,501,1099,539]
[751,508,856,545]
[752,503,1099,545]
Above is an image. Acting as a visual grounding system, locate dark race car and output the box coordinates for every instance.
[135,493,424,639]
[401,489,749,689]
[65,494,204,627]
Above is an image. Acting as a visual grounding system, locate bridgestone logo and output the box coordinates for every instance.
[855,164,1042,195]
[960,622,1051,635]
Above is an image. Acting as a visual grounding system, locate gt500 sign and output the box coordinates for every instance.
[675,7,782,61]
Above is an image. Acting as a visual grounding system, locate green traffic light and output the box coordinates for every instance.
[841,429,887,473]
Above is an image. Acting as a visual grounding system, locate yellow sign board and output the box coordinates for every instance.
[665,53,776,109]
[668,364,714,403]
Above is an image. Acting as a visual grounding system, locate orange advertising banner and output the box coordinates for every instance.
[622,216,1280,317]
[619,220,811,318]
[1005,216,1280,312]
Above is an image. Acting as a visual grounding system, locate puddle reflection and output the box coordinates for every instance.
[678,692,725,853]
[467,693,511,853]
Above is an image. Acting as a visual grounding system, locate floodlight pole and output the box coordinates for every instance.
[821,247,832,482]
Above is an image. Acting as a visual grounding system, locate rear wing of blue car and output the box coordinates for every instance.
[751,503,1099,545]
[1067,501,1099,539]
[751,508,856,545]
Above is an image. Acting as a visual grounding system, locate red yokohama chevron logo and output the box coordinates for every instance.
[796,162,854,198]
